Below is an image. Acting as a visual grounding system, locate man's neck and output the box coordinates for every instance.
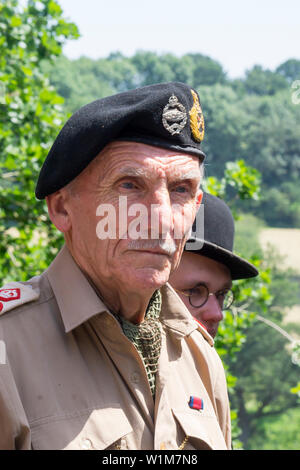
[68,251,154,325]
[91,278,154,324]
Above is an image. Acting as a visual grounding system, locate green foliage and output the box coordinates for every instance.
[243,65,288,96]
[248,407,300,450]
[290,382,300,398]
[225,248,300,448]
[276,58,300,84]
[0,0,78,283]
[44,51,226,114]
[208,165,299,448]
[255,182,300,227]
[203,159,261,209]
[234,214,265,259]
[199,83,300,227]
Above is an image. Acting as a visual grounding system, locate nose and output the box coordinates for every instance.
[148,187,174,239]
[200,295,224,324]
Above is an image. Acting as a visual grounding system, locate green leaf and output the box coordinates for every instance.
[21,65,33,76]
[10,16,22,27]
[48,0,62,16]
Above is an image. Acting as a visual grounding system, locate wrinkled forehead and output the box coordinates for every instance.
[94,140,202,180]
[179,252,232,285]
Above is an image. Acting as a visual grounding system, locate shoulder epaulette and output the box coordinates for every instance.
[0,282,40,316]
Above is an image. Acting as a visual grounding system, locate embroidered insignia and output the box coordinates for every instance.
[162,94,187,136]
[189,89,204,142]
[188,396,204,411]
[0,288,20,302]
[0,283,40,316]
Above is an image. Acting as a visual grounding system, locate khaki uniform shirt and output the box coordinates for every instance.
[0,245,231,450]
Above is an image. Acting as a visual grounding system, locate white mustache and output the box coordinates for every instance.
[127,238,177,255]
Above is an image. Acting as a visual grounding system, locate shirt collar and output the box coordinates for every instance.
[46,245,108,333]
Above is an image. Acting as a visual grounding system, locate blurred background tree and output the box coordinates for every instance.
[0,0,78,282]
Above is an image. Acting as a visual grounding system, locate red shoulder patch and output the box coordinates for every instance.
[0,288,21,302]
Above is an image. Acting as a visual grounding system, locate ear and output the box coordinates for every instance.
[195,189,203,210]
[46,191,72,233]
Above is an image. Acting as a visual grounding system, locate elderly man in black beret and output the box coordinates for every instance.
[0,83,231,450]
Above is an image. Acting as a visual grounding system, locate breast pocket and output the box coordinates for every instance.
[172,408,227,450]
[30,407,133,450]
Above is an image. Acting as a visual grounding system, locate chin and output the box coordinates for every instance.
[129,267,171,291]
[207,326,218,339]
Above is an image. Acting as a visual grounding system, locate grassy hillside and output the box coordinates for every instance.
[259,228,300,274]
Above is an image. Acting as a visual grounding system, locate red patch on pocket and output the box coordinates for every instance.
[0,302,3,312]
[0,288,21,302]
[188,396,204,411]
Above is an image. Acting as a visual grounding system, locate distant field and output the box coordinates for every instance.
[259,228,300,274]
[283,305,300,325]
[259,228,300,328]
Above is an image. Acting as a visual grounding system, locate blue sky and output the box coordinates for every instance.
[58,0,300,78]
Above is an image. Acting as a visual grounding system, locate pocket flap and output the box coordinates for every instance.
[172,408,227,450]
[31,407,133,450]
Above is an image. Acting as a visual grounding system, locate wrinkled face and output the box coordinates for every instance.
[58,141,202,293]
[169,252,232,338]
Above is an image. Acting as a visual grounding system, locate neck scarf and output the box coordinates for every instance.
[116,290,162,397]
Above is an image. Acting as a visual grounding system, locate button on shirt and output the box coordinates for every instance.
[0,245,231,450]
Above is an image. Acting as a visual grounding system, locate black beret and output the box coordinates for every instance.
[185,192,259,280]
[35,82,206,199]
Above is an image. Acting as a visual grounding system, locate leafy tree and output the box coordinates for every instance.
[42,55,119,112]
[243,65,288,96]
[199,84,300,227]
[180,53,226,87]
[226,249,300,449]
[130,51,226,89]
[46,51,227,114]
[0,0,79,283]
[276,59,300,84]
[234,214,265,259]
[207,165,300,449]
[198,84,248,176]
[248,407,300,450]
[255,183,300,228]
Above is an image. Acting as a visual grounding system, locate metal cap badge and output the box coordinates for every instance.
[162,94,187,135]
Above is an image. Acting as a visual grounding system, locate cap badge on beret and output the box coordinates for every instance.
[189,89,205,142]
[162,94,187,136]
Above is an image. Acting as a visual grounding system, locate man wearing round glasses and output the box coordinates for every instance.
[169,192,258,339]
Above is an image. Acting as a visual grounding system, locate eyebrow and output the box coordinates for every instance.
[119,167,149,178]
[119,166,201,181]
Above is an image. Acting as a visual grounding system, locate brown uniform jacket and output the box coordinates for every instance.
[0,245,231,450]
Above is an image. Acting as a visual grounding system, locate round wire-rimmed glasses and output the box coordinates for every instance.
[174,283,234,310]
